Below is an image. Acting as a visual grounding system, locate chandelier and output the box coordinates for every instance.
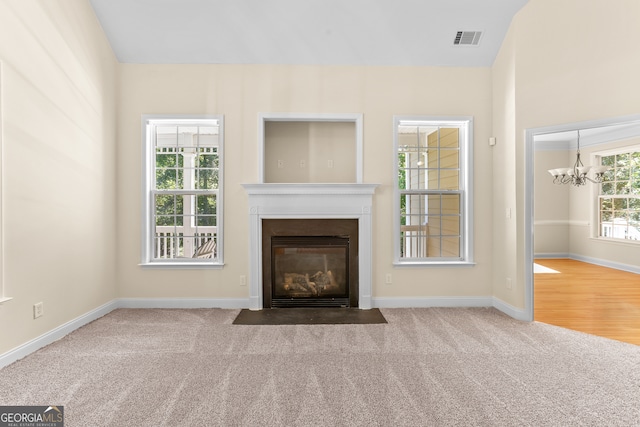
[547,130,609,186]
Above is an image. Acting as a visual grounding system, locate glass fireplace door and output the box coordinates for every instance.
[271,236,349,307]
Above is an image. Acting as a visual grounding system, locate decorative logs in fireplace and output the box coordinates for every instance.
[273,236,349,306]
[262,219,358,308]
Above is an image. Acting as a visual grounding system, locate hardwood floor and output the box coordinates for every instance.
[534,258,640,346]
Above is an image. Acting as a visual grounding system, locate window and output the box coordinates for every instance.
[598,147,640,241]
[393,117,473,265]
[142,117,223,266]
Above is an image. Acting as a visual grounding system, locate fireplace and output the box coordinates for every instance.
[263,219,358,308]
[242,183,378,310]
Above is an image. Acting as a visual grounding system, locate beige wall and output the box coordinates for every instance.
[491,17,518,306]
[534,149,571,255]
[492,0,640,309]
[116,64,495,301]
[0,0,118,355]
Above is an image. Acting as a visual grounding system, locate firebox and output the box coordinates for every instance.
[271,236,349,307]
[262,219,359,308]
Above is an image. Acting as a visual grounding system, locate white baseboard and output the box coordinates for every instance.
[373,296,531,322]
[534,253,570,259]
[569,254,640,274]
[0,300,118,369]
[492,297,530,321]
[535,253,640,274]
[372,296,493,308]
[117,298,251,309]
[0,298,250,369]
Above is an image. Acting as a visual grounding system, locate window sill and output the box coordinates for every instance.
[393,261,476,268]
[0,297,13,304]
[589,237,640,247]
[139,262,224,270]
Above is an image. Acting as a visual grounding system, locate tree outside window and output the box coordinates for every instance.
[598,149,640,241]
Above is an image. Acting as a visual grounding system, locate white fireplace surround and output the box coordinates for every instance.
[242,183,379,310]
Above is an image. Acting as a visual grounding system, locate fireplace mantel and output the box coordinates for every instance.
[242,183,379,310]
[242,183,378,196]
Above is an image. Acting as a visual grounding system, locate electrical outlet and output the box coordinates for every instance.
[385,273,392,285]
[328,159,334,169]
[277,160,284,169]
[240,275,247,286]
[299,160,306,168]
[506,277,512,290]
[33,302,43,319]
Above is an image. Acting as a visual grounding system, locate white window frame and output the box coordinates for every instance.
[393,116,474,266]
[141,115,224,268]
[593,144,640,244]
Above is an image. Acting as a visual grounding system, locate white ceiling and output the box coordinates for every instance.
[88,0,529,66]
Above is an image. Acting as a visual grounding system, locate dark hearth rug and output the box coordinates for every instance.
[232,307,387,325]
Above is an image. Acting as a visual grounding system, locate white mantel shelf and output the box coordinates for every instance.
[242,182,379,310]
[242,183,379,195]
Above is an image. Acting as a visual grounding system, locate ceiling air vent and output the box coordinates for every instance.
[454,31,482,46]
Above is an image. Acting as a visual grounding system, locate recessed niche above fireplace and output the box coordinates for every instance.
[258,113,363,184]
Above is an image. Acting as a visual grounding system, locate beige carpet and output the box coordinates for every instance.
[1,307,639,426]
